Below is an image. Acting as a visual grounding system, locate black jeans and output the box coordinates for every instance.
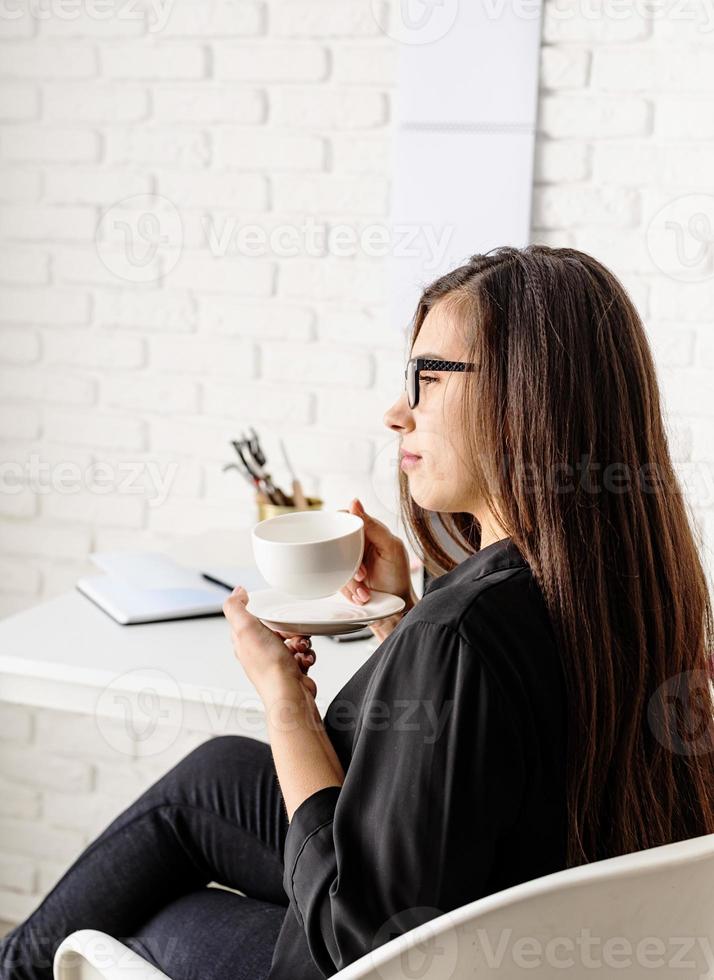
[0,735,290,980]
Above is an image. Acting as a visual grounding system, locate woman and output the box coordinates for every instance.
[2,244,713,980]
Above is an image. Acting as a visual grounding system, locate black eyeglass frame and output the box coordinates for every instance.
[404,357,476,409]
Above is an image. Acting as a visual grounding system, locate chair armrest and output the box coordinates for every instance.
[329,910,463,980]
[53,930,172,980]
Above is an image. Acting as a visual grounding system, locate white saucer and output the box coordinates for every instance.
[246,588,406,637]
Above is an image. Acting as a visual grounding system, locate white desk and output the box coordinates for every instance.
[0,528,419,746]
[0,590,377,739]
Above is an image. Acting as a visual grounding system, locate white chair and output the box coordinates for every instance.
[54,832,714,980]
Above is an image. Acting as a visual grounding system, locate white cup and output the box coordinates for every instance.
[251,510,365,599]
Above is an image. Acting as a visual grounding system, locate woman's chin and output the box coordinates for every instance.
[408,479,441,513]
[407,465,461,511]
[410,481,468,515]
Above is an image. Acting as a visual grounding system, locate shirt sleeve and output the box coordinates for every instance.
[281,619,526,977]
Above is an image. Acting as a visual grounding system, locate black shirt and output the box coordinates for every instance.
[267,535,568,980]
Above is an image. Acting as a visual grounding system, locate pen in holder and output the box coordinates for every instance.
[256,493,324,523]
[223,431,322,521]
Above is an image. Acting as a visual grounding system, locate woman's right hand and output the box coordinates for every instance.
[338,498,418,637]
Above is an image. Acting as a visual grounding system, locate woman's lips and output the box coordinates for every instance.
[400,452,422,471]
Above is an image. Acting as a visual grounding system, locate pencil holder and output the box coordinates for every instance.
[256,495,324,523]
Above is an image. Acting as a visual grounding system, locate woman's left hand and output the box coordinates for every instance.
[223,586,316,703]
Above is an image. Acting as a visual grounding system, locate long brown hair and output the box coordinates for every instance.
[399,244,714,867]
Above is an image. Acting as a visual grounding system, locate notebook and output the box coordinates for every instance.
[76,552,268,625]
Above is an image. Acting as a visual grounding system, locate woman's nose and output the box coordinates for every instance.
[383,391,412,433]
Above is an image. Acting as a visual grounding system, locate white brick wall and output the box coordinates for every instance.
[532,0,714,589]
[0,0,403,624]
[1,0,714,928]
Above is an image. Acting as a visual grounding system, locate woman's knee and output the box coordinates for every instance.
[125,888,285,980]
[181,734,272,773]
[161,735,274,797]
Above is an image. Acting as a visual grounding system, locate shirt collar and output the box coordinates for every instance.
[423,535,528,596]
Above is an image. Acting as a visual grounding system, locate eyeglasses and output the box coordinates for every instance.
[404,357,476,409]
